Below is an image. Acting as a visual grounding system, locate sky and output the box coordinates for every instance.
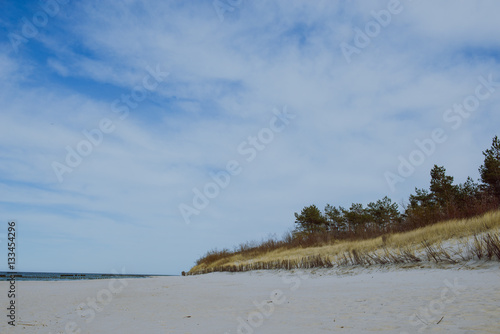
[0,0,499,275]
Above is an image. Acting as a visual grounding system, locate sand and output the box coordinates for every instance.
[1,264,500,333]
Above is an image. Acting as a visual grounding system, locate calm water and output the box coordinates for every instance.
[0,271,162,281]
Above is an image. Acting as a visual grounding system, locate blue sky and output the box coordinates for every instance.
[1,0,499,275]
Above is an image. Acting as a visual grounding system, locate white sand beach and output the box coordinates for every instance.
[1,264,500,334]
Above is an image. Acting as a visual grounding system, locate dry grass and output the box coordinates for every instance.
[188,210,500,275]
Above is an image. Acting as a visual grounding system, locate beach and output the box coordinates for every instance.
[1,264,499,333]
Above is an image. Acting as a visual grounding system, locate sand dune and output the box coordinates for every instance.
[1,264,499,333]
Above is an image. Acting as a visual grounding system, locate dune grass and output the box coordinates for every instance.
[188,210,500,275]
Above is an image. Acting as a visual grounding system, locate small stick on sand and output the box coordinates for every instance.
[415,314,428,325]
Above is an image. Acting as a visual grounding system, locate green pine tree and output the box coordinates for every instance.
[479,135,500,199]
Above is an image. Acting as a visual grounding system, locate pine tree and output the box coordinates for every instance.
[325,204,347,232]
[342,203,370,232]
[366,196,401,230]
[429,165,457,208]
[479,135,500,199]
[294,205,328,234]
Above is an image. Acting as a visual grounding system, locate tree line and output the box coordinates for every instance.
[294,136,500,239]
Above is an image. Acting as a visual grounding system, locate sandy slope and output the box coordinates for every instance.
[1,264,499,333]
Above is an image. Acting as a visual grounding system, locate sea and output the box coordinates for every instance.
[0,271,166,281]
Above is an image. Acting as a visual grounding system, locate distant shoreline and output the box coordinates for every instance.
[0,272,175,281]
